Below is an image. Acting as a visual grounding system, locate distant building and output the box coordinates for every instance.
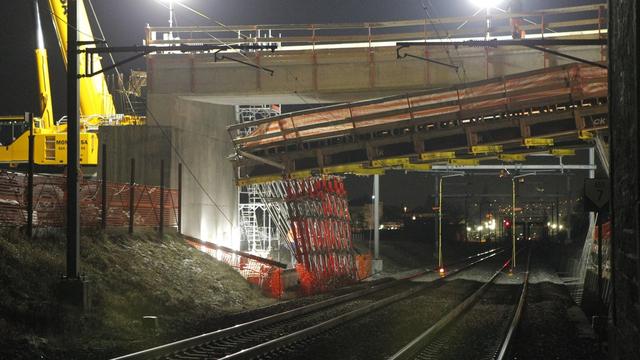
[349,197,383,232]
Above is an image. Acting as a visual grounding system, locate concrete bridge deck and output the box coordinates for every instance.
[145,4,607,104]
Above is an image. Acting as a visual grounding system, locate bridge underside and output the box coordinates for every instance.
[228,63,607,181]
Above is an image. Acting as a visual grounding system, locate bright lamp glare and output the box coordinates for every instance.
[470,0,502,8]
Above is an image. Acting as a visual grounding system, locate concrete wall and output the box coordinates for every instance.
[609,1,640,359]
[99,96,239,249]
[98,126,172,185]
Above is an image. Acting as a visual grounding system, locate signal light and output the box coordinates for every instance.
[503,219,511,228]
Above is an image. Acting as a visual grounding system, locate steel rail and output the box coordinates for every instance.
[217,249,503,360]
[496,249,532,360]
[388,248,531,360]
[111,248,501,360]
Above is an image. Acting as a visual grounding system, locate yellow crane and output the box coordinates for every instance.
[0,0,143,166]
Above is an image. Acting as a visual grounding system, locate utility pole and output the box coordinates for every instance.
[66,0,80,279]
[438,173,464,271]
[58,0,87,309]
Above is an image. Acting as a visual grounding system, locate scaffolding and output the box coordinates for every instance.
[236,105,281,258]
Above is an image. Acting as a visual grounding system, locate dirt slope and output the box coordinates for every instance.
[0,229,274,359]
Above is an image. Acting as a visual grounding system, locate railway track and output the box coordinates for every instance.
[111,248,502,360]
[389,248,532,360]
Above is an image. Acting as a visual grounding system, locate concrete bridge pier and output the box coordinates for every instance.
[99,95,240,248]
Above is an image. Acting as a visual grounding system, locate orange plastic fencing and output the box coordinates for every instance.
[186,239,285,298]
[0,170,178,228]
[355,253,373,280]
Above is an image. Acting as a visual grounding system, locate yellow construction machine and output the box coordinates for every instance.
[0,0,144,166]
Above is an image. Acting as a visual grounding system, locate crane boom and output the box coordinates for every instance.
[48,0,116,117]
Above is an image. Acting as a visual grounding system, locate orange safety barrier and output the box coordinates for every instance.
[355,253,373,280]
[186,238,286,298]
[0,170,178,229]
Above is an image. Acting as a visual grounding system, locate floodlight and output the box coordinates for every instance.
[470,0,502,8]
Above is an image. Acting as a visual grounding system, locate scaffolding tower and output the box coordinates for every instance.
[236,105,281,257]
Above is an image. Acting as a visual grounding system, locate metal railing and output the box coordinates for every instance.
[145,4,607,49]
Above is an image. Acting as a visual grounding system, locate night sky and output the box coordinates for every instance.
[0,0,601,207]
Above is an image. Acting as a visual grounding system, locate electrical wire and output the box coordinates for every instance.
[45,5,105,42]
[421,0,469,84]
[170,1,340,109]
[86,0,136,114]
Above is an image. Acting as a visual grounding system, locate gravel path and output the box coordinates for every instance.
[507,282,603,360]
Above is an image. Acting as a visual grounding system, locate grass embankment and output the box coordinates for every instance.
[0,229,274,359]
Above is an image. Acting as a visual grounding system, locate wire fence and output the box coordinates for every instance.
[0,170,178,229]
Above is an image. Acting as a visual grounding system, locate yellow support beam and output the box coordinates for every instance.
[237,174,282,187]
[499,154,528,162]
[420,151,456,161]
[289,170,313,179]
[523,137,554,148]
[470,145,503,155]
[449,158,480,166]
[550,149,576,157]
[352,168,386,176]
[322,163,365,174]
[402,163,432,172]
[579,130,594,140]
[371,157,410,167]
[0,115,25,122]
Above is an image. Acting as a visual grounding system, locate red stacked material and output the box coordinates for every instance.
[283,176,357,294]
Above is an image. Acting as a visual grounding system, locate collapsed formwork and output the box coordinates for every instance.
[256,176,359,295]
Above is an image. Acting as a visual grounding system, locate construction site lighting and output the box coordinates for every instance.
[470,0,502,9]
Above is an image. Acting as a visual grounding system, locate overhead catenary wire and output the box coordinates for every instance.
[169,1,350,114]
[46,5,105,42]
[86,0,136,114]
[421,0,469,85]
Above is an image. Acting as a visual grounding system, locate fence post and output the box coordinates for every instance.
[101,144,107,230]
[129,158,135,234]
[26,112,34,239]
[178,163,182,234]
[159,159,164,237]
